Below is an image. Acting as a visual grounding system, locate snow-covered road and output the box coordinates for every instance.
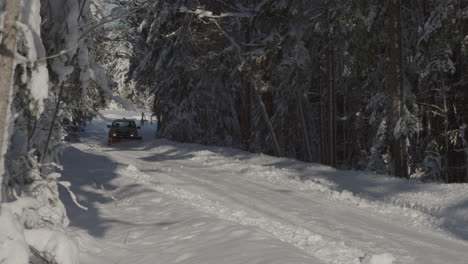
[60,110,468,264]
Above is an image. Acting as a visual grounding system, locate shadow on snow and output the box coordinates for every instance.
[60,146,152,237]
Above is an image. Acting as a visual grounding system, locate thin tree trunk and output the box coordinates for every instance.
[0,0,22,202]
[389,0,407,178]
[296,90,312,162]
[441,73,450,182]
[240,80,251,148]
[41,83,65,163]
[253,87,282,157]
[397,0,408,178]
[28,118,38,149]
[321,2,337,167]
[319,79,327,164]
[329,46,337,167]
[341,55,349,165]
[464,139,468,183]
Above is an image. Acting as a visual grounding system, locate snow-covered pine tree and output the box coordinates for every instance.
[124,0,467,182]
[1,0,126,263]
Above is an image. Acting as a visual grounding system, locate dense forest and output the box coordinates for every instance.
[108,0,468,183]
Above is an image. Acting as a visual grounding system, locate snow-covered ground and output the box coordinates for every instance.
[60,109,468,264]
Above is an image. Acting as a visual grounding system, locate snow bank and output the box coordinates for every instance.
[167,140,468,238]
[25,229,79,264]
[0,197,81,264]
[0,207,29,264]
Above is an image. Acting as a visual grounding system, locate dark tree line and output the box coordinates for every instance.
[124,0,468,182]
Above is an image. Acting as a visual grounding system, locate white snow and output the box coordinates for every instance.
[89,62,136,111]
[0,207,30,264]
[0,196,78,264]
[24,229,79,264]
[366,253,395,264]
[179,6,253,18]
[57,109,468,264]
[18,0,49,112]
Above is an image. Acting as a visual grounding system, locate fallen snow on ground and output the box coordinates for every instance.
[59,109,468,264]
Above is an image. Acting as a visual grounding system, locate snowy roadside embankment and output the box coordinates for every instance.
[184,145,468,239]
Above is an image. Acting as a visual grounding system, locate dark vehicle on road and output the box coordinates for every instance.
[107,119,141,144]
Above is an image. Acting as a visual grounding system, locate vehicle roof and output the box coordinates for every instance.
[112,119,135,122]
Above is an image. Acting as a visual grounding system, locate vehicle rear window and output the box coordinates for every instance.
[112,121,136,128]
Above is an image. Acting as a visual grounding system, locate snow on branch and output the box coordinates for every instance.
[89,62,136,111]
[58,181,88,211]
[15,2,149,66]
[179,6,253,18]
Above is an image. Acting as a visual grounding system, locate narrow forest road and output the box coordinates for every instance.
[60,110,468,264]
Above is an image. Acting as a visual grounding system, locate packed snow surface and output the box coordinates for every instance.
[60,109,468,264]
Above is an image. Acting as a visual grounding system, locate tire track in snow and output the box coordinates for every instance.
[188,150,444,233]
[120,164,367,264]
[177,168,420,264]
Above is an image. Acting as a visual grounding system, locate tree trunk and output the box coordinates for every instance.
[321,4,337,168]
[41,83,65,163]
[253,86,282,157]
[296,90,312,161]
[397,0,408,178]
[441,73,450,182]
[328,41,337,167]
[389,0,408,178]
[237,81,251,148]
[319,79,326,164]
[0,0,22,202]
[464,136,468,183]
